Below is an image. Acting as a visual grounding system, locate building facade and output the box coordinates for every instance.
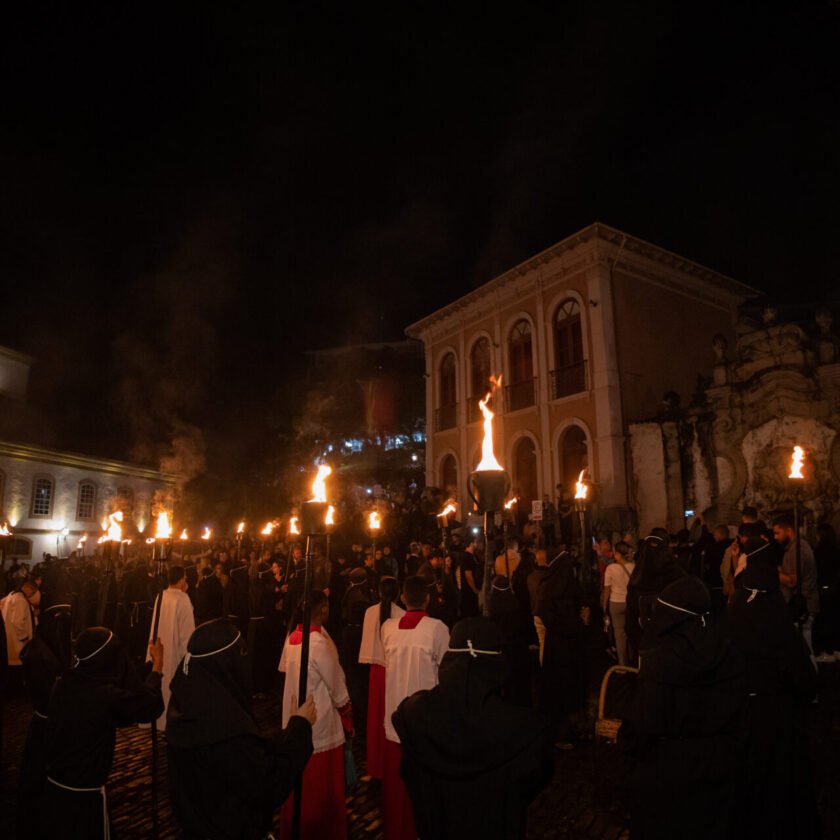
[406,223,757,531]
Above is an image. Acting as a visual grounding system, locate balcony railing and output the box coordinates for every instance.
[550,360,588,399]
[504,378,537,413]
[434,403,458,432]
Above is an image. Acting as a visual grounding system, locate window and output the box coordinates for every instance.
[469,338,492,422]
[506,320,536,411]
[513,437,539,513]
[77,481,97,521]
[440,454,458,498]
[552,300,586,397]
[560,426,588,495]
[31,476,54,518]
[436,353,458,431]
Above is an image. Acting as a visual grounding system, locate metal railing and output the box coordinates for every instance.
[504,378,537,412]
[551,360,587,399]
[434,403,458,432]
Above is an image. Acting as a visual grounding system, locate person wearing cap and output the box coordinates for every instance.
[726,549,819,838]
[619,576,746,839]
[40,628,165,838]
[393,617,552,839]
[167,618,316,839]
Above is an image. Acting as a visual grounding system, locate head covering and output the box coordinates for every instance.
[393,618,546,776]
[630,536,684,592]
[72,627,132,685]
[167,619,257,748]
[653,576,711,634]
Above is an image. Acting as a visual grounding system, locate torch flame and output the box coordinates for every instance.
[180,529,189,540]
[236,521,245,535]
[437,500,457,519]
[368,510,381,530]
[77,534,88,550]
[309,464,332,503]
[504,496,519,510]
[475,375,504,471]
[261,521,275,536]
[107,511,124,542]
[789,445,805,480]
[574,470,588,500]
[289,516,300,535]
[154,511,172,540]
[201,527,212,541]
[326,506,336,526]
[0,522,11,536]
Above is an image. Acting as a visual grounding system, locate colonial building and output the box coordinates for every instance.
[0,344,175,563]
[405,223,757,531]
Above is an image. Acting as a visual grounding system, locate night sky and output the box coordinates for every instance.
[2,3,839,497]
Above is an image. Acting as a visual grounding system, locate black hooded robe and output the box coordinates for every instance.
[393,618,553,840]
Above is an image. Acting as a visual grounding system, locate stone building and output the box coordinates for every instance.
[405,223,757,530]
[0,344,175,563]
[630,306,840,534]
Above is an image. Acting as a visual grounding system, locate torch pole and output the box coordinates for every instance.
[794,488,803,631]
[292,533,314,840]
[577,502,589,591]
[482,511,494,617]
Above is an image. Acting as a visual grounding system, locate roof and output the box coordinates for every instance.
[405,222,760,338]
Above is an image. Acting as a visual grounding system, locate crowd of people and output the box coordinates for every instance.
[0,500,836,838]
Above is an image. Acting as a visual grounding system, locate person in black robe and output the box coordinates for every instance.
[535,550,587,746]
[247,567,279,696]
[40,628,164,839]
[725,551,820,839]
[488,576,533,707]
[340,568,373,734]
[619,576,746,840]
[625,535,685,663]
[18,604,72,838]
[393,617,552,840]
[167,619,314,839]
[227,563,250,636]
[194,565,225,624]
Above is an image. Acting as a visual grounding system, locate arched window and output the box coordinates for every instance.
[552,299,586,397]
[513,437,539,513]
[469,338,492,422]
[436,353,457,431]
[506,320,535,411]
[560,426,588,496]
[77,481,97,521]
[440,454,458,498]
[30,476,54,518]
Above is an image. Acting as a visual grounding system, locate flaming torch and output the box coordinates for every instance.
[96,511,123,627]
[437,499,457,547]
[466,375,511,616]
[76,534,88,559]
[0,522,12,572]
[201,526,212,541]
[260,521,275,556]
[235,520,245,563]
[574,470,591,587]
[293,465,333,840]
[368,509,382,568]
[789,445,806,627]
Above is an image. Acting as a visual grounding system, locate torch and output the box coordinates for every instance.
[465,376,511,617]
[96,511,123,628]
[0,522,12,577]
[503,496,518,579]
[260,521,276,557]
[235,520,245,564]
[179,528,189,564]
[368,509,382,573]
[789,445,806,628]
[76,533,88,560]
[574,471,590,589]
[436,500,456,550]
[293,465,333,840]
[284,515,300,584]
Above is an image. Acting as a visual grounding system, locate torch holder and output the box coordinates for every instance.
[301,501,328,536]
[467,470,511,514]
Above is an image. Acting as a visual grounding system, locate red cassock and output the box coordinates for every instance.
[367,663,387,779]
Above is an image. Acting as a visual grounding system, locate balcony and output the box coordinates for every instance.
[550,360,588,399]
[504,378,537,413]
[434,403,458,432]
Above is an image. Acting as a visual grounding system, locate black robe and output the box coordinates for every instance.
[393,619,552,840]
[194,573,225,624]
[488,584,534,707]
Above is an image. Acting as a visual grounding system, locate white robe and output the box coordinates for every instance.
[381,615,450,743]
[358,601,405,666]
[148,588,195,730]
[1,591,34,666]
[280,627,350,753]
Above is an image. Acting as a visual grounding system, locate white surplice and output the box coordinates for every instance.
[358,602,405,667]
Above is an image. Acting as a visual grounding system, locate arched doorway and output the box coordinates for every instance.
[513,436,539,516]
[439,454,458,499]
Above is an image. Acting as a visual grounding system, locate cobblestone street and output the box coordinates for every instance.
[2,662,838,839]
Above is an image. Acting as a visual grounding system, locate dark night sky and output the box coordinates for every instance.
[1,2,839,486]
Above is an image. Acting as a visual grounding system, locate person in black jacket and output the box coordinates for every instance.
[41,628,165,839]
[167,619,315,840]
[393,617,552,840]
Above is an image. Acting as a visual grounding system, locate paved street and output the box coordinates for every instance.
[2,662,838,839]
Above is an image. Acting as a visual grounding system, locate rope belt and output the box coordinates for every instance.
[656,597,708,627]
[182,631,242,675]
[34,710,48,720]
[448,639,503,658]
[47,777,109,839]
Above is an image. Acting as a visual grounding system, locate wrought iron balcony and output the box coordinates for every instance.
[434,403,458,432]
[550,360,587,399]
[504,378,537,412]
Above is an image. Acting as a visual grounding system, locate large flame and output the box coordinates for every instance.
[309,464,332,502]
[789,445,805,480]
[154,511,172,540]
[574,470,588,500]
[289,515,300,535]
[504,496,519,510]
[201,527,212,541]
[475,375,504,471]
[368,510,381,530]
[261,521,275,536]
[437,500,457,519]
[0,522,11,536]
[180,529,189,540]
[107,511,124,542]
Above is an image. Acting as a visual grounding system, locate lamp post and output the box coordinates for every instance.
[466,376,511,617]
[789,445,806,630]
[574,471,590,590]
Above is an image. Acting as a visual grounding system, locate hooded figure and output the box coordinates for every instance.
[488,575,534,707]
[41,628,164,839]
[167,619,313,840]
[393,617,552,840]
[619,576,746,840]
[726,555,820,839]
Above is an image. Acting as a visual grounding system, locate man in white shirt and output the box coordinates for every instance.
[149,565,195,730]
[601,542,635,666]
[2,580,38,693]
[381,576,450,840]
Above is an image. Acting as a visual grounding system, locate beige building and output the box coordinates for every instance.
[406,223,757,531]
